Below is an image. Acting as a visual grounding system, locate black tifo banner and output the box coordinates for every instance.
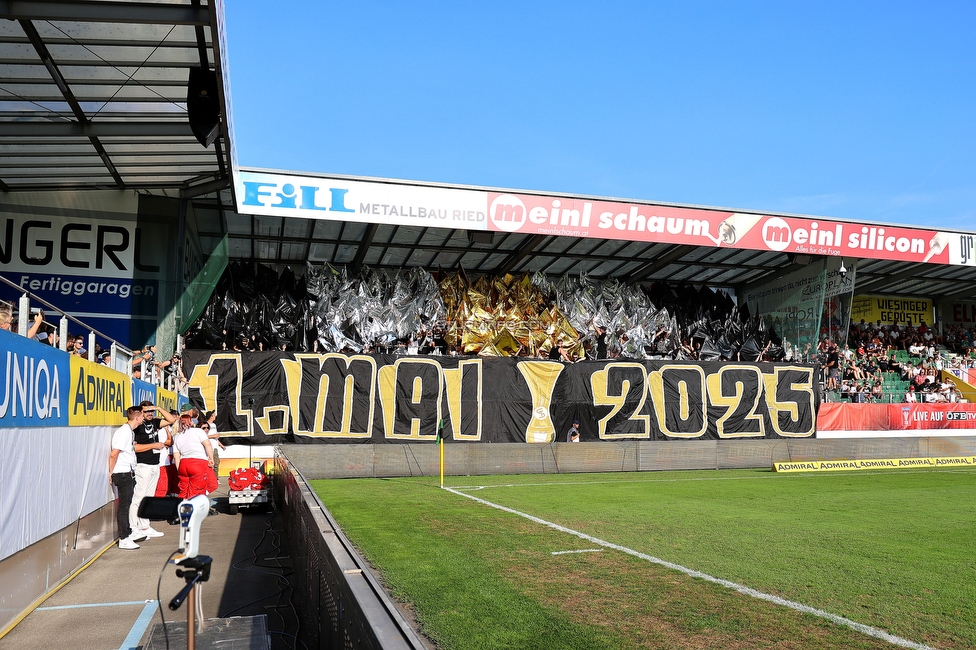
[183,352,820,444]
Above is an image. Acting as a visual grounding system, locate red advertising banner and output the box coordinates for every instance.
[486,191,957,264]
[818,402,976,431]
[235,170,976,266]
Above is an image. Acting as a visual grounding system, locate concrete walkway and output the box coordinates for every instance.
[0,488,298,650]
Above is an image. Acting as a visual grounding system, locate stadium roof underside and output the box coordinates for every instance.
[3,2,975,305]
[198,194,976,302]
[0,0,232,199]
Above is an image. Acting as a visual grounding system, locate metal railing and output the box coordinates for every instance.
[0,273,183,389]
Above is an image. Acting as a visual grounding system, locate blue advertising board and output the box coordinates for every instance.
[132,377,157,408]
[0,328,69,427]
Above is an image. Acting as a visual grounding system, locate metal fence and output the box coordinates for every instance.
[274,450,428,650]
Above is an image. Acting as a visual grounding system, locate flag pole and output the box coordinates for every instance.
[438,418,445,488]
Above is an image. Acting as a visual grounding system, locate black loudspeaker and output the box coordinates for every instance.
[187,66,220,147]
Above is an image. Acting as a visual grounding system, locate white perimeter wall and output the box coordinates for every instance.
[0,426,112,561]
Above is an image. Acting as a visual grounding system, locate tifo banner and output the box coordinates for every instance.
[236,168,976,266]
[0,328,69,428]
[184,351,819,443]
[850,295,933,326]
[817,402,976,432]
[67,355,128,426]
[774,457,976,473]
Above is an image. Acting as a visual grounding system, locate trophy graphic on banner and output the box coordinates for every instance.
[517,362,564,443]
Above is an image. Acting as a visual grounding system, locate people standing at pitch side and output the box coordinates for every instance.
[172,413,218,499]
[201,410,226,486]
[565,419,581,442]
[130,401,177,541]
[110,406,147,550]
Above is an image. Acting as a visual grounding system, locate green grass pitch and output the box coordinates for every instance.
[312,467,976,649]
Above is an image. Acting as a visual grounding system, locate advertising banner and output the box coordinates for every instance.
[850,295,933,326]
[184,351,819,443]
[0,329,69,428]
[238,170,488,231]
[0,191,174,347]
[68,355,129,426]
[131,377,156,408]
[817,402,976,432]
[774,456,976,472]
[156,387,178,414]
[236,169,976,266]
[942,300,976,325]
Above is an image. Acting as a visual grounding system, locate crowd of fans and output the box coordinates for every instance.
[1,301,186,389]
[815,318,976,403]
[184,262,786,363]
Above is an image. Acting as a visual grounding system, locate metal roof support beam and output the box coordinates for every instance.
[496,234,547,276]
[0,0,210,25]
[941,286,976,301]
[19,18,124,188]
[350,223,379,273]
[180,176,228,199]
[736,261,817,296]
[854,263,926,295]
[0,122,194,137]
[628,245,695,284]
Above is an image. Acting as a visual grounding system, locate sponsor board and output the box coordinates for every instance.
[850,295,932,326]
[774,456,976,472]
[132,377,156,407]
[236,169,976,265]
[68,355,129,426]
[0,329,69,427]
[238,170,487,231]
[156,387,178,414]
[816,402,976,432]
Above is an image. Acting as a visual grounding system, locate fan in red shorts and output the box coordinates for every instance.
[172,414,218,498]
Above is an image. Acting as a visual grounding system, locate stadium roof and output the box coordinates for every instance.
[2,2,975,304]
[0,0,233,198]
[201,168,976,302]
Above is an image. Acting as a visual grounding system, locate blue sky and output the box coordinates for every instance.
[225,1,976,230]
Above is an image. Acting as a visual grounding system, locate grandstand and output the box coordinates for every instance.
[3,1,976,649]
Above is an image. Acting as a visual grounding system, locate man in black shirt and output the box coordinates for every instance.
[825,343,840,390]
[595,326,608,360]
[130,400,176,540]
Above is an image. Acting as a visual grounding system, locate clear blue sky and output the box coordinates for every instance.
[226,1,976,230]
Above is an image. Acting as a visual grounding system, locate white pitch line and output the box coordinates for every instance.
[551,549,602,555]
[443,486,938,650]
[447,467,976,491]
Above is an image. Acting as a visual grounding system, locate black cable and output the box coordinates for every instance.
[156,550,180,650]
[268,630,311,650]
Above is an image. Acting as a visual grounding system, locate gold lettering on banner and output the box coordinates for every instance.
[649,365,707,438]
[378,358,443,440]
[187,353,252,436]
[762,366,815,437]
[443,359,482,441]
[254,405,290,435]
[591,363,649,439]
[517,361,564,443]
[706,365,765,438]
[281,353,375,438]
